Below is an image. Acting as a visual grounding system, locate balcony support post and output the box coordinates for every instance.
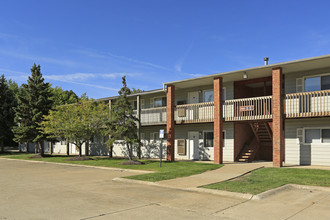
[137,95,142,159]
[214,77,223,164]
[166,85,175,161]
[272,67,285,167]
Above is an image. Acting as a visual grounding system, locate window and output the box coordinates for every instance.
[203,131,214,147]
[129,100,138,110]
[60,140,66,145]
[304,128,330,143]
[304,75,330,92]
[154,97,166,107]
[203,88,226,102]
[150,132,159,142]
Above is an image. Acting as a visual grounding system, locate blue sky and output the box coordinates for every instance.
[1,0,330,98]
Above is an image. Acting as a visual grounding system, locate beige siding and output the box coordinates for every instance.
[285,118,330,166]
[285,67,330,94]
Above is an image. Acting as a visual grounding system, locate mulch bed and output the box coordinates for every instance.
[120,160,145,165]
[66,157,94,161]
[29,154,52,159]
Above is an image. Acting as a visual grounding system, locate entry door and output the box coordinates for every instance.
[188,91,199,104]
[188,131,199,160]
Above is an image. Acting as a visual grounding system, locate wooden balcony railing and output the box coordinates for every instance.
[137,107,167,125]
[224,96,272,121]
[286,90,330,118]
[175,102,214,123]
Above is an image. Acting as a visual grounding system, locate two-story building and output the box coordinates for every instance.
[36,54,330,167]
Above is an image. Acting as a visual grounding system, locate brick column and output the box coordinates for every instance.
[214,77,223,164]
[272,67,284,168]
[166,85,175,161]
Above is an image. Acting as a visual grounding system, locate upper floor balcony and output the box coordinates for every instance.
[136,89,330,126]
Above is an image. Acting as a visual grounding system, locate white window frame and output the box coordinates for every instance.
[303,73,330,92]
[302,127,330,144]
[202,130,226,148]
[202,87,226,102]
[150,96,166,108]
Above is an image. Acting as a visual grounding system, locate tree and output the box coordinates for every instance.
[12,64,53,156]
[50,86,79,107]
[40,99,108,157]
[131,88,145,94]
[106,76,139,160]
[0,75,16,152]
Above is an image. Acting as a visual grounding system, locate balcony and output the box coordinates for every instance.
[136,107,167,126]
[286,90,330,118]
[135,90,330,126]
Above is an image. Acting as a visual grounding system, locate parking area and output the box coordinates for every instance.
[0,159,329,219]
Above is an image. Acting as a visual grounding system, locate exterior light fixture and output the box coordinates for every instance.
[243,72,248,79]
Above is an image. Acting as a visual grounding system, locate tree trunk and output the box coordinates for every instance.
[127,143,132,160]
[109,144,113,158]
[78,145,82,157]
[0,139,4,153]
[66,139,70,156]
[85,141,89,156]
[34,142,38,154]
[40,141,44,157]
[26,142,29,152]
[50,142,53,155]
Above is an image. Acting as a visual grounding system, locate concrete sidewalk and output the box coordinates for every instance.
[157,161,272,188]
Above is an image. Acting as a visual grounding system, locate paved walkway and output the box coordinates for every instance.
[158,161,273,188]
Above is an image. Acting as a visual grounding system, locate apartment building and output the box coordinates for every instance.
[26,55,330,167]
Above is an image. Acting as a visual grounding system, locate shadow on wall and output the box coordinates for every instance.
[90,138,109,156]
[142,141,166,159]
[198,142,211,161]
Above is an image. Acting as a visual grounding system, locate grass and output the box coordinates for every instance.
[203,167,330,195]
[0,153,223,182]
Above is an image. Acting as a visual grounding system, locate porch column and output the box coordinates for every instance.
[137,95,142,159]
[272,67,284,167]
[166,85,175,161]
[214,77,223,164]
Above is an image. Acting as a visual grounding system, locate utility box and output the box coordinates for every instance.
[177,139,186,155]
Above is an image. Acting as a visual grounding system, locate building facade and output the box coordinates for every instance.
[24,55,330,167]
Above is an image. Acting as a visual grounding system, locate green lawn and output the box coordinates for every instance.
[1,153,222,182]
[203,167,330,195]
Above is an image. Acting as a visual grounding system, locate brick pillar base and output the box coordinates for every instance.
[214,77,223,164]
[166,85,175,161]
[272,67,284,168]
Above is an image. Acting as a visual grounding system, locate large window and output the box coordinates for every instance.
[305,128,330,143]
[203,88,226,102]
[204,131,214,147]
[153,97,166,107]
[305,75,330,92]
[203,131,225,147]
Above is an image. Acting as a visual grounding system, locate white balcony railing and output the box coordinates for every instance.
[286,90,330,118]
[224,96,272,121]
[175,102,214,123]
[138,107,167,125]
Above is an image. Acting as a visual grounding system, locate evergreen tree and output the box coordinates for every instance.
[108,76,139,160]
[12,64,53,155]
[0,75,16,152]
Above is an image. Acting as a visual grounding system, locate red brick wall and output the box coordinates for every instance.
[234,122,254,160]
[166,85,175,161]
[272,68,284,167]
[214,77,223,164]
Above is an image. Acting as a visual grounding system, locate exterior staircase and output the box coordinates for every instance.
[237,122,272,162]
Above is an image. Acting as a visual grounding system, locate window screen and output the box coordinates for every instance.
[204,131,214,147]
[305,129,321,143]
[321,75,330,90]
[322,129,330,143]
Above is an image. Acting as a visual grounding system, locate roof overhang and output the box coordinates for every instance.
[97,88,165,101]
[164,54,330,89]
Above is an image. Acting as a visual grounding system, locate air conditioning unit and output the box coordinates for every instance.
[177,139,186,155]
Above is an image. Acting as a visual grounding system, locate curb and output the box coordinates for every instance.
[0,157,153,174]
[113,177,330,200]
[112,177,253,200]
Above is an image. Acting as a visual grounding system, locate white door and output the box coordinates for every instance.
[188,131,199,160]
[188,91,199,104]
